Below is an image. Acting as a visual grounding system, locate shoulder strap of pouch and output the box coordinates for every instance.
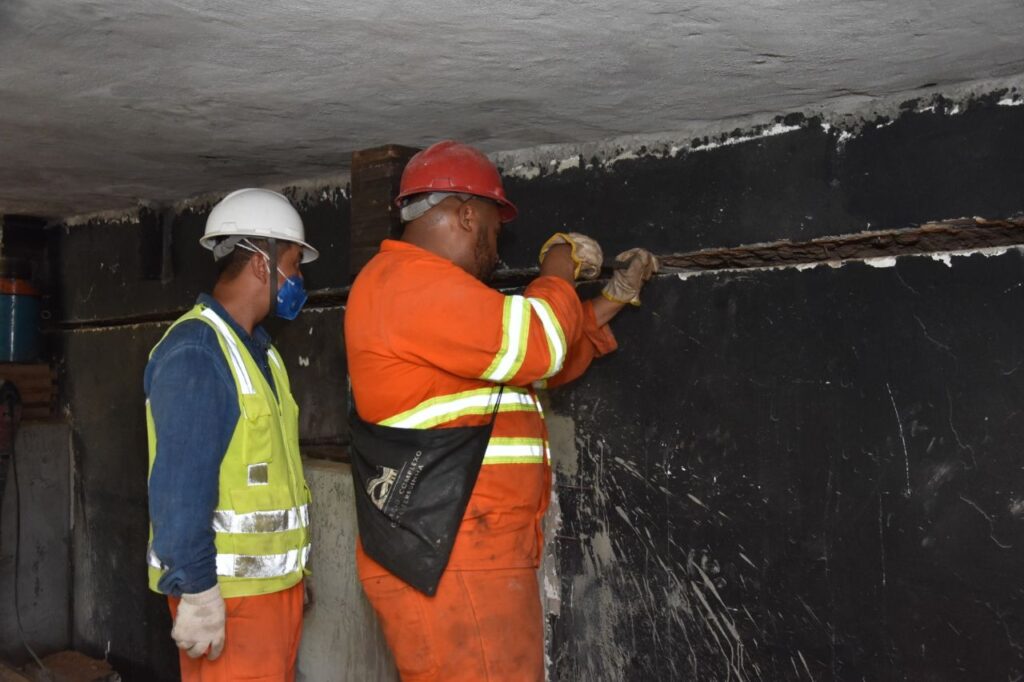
[488,385,504,425]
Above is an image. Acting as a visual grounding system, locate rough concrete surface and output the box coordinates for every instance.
[298,459,398,682]
[0,423,71,664]
[2,1,1024,216]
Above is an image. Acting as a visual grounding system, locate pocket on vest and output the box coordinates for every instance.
[240,396,277,465]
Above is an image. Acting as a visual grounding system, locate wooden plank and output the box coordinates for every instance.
[22,406,55,420]
[352,145,420,166]
[350,162,414,185]
[0,364,54,379]
[18,392,53,405]
[349,144,420,275]
[2,373,54,385]
[302,444,350,463]
[0,362,57,420]
[0,661,31,682]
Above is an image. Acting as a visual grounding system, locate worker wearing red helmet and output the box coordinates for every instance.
[345,140,657,680]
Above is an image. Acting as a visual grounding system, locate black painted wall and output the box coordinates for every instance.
[500,95,1024,267]
[57,185,350,324]
[54,95,1024,680]
[552,255,1024,680]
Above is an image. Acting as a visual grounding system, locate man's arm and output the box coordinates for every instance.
[146,336,238,597]
[380,243,585,386]
[543,245,659,388]
[591,295,627,328]
[383,240,652,388]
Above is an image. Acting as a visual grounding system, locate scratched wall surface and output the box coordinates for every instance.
[48,93,1024,679]
[548,252,1024,680]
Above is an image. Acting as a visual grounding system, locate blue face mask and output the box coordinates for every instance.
[237,240,308,320]
[275,271,307,320]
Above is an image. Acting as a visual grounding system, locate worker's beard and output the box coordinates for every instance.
[474,228,498,281]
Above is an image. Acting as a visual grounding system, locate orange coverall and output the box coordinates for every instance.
[168,582,303,682]
[345,239,617,680]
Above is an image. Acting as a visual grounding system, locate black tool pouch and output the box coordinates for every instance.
[349,387,503,596]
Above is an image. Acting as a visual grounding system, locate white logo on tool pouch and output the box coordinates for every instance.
[367,466,398,510]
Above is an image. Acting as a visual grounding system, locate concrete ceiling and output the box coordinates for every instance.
[2,0,1024,218]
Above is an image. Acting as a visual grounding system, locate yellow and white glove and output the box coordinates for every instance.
[538,232,604,281]
[172,584,226,660]
[602,248,660,306]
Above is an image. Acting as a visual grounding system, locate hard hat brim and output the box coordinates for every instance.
[496,199,518,223]
[296,240,320,263]
[395,189,519,223]
[199,234,320,263]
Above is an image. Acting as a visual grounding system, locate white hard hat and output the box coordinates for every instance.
[200,188,319,263]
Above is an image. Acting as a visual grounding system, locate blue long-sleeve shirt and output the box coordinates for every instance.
[144,294,276,597]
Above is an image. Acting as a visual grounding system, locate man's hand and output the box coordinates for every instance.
[538,232,604,280]
[172,584,226,660]
[602,248,659,306]
[303,577,314,614]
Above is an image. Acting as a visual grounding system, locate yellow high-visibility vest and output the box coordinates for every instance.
[146,304,311,598]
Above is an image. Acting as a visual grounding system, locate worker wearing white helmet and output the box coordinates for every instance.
[144,188,318,679]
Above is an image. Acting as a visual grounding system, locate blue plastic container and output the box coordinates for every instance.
[0,259,40,363]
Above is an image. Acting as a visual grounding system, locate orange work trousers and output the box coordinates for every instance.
[167,581,304,682]
[362,568,544,682]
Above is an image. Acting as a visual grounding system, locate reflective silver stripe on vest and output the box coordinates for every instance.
[215,544,311,579]
[211,504,310,534]
[267,348,283,370]
[148,543,311,579]
[148,545,167,571]
[200,308,256,395]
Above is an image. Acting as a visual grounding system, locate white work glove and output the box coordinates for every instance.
[172,584,226,660]
[538,232,604,281]
[602,248,660,306]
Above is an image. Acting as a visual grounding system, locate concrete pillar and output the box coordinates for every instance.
[0,423,71,663]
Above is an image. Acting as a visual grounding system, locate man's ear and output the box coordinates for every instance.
[457,201,477,233]
[249,252,269,283]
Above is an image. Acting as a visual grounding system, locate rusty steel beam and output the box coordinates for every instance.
[656,218,1024,272]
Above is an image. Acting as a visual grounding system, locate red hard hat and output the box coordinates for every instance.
[396,140,518,222]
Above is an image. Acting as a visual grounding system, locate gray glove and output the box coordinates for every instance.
[602,248,660,305]
[172,584,226,660]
